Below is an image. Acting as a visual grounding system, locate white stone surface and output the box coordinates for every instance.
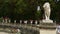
[5,19,8,23]
[0,32,8,34]
[35,20,38,24]
[30,20,33,24]
[9,19,11,23]
[14,20,16,23]
[20,20,22,24]
[24,20,27,24]
[42,19,53,23]
[2,20,4,23]
[40,29,56,34]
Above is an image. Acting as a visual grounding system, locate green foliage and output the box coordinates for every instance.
[0,0,60,22]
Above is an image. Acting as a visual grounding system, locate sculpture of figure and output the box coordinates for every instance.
[43,2,51,20]
[42,2,53,23]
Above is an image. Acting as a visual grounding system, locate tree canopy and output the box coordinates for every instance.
[0,0,60,22]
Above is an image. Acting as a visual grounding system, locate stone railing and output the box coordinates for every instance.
[0,19,56,34]
[0,19,56,29]
[2,20,40,25]
[0,23,40,34]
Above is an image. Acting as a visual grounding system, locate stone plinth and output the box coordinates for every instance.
[40,29,56,34]
[42,19,53,23]
[39,22,56,29]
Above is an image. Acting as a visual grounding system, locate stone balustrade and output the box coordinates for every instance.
[2,19,40,25]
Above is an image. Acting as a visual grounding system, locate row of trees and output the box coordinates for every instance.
[0,0,60,22]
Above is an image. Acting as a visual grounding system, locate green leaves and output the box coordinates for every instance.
[0,0,59,21]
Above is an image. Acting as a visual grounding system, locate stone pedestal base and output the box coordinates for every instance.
[42,19,53,23]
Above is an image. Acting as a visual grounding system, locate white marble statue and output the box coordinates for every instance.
[43,2,51,20]
[42,2,53,23]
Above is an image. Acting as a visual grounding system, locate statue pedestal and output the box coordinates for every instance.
[40,20,56,29]
[42,19,53,23]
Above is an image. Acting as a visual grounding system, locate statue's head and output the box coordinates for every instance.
[43,2,50,8]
